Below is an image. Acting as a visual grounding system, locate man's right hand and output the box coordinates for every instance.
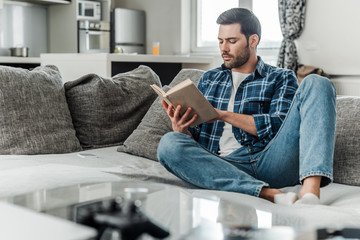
[161,100,197,136]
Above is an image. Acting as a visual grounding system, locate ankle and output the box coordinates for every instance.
[300,188,320,198]
[300,176,321,198]
[259,188,283,202]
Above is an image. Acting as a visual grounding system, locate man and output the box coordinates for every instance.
[157,8,336,204]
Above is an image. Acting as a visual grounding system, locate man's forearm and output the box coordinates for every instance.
[218,110,258,137]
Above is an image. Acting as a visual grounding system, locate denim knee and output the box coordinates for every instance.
[300,74,336,97]
[157,132,185,165]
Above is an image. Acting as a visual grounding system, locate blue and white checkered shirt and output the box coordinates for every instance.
[189,57,299,154]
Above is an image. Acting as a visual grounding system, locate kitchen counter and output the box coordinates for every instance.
[40,53,218,84]
[0,56,41,70]
[109,53,214,64]
[0,56,41,64]
[41,53,214,64]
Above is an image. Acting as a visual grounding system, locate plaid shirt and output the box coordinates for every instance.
[189,57,299,154]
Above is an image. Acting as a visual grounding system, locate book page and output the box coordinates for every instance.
[166,79,193,95]
[150,84,166,97]
[150,84,173,107]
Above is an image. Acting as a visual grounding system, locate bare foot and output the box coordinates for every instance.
[259,187,283,202]
[300,176,321,198]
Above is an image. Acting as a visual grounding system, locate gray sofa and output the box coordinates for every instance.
[0,64,360,232]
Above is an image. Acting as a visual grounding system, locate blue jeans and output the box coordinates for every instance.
[157,74,336,197]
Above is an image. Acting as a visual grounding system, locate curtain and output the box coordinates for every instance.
[277,0,306,71]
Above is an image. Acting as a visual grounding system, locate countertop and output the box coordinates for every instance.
[0,54,215,65]
[0,56,41,64]
[40,53,215,64]
[108,53,215,64]
[39,53,218,82]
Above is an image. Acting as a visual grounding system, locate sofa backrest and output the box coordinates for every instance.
[333,96,360,186]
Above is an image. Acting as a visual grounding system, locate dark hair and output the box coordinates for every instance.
[216,8,261,43]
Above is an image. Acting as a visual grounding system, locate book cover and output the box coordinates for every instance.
[150,79,219,127]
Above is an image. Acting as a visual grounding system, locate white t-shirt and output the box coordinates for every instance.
[219,71,250,156]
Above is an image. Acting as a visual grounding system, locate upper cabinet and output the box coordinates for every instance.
[3,0,70,5]
[35,0,70,4]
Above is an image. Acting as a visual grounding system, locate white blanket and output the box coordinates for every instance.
[1,146,360,231]
[0,146,190,198]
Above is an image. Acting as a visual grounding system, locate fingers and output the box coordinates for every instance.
[174,106,197,127]
[179,106,193,125]
[166,104,175,118]
[161,100,168,109]
[163,104,198,132]
[161,100,199,132]
[161,100,174,118]
[162,100,174,115]
[188,112,198,125]
[173,105,182,120]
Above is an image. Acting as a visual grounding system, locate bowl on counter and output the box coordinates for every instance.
[9,47,29,57]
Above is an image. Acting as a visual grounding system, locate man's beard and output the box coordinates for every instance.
[223,45,250,69]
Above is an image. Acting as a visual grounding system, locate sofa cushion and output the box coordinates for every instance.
[117,68,205,161]
[333,96,360,186]
[64,65,161,149]
[0,65,82,154]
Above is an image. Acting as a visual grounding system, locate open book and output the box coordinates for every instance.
[150,79,219,127]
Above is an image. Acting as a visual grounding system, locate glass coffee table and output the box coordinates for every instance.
[1,181,316,240]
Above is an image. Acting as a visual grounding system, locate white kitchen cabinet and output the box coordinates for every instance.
[4,0,70,5]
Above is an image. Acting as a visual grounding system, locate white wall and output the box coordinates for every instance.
[113,0,360,95]
[296,0,360,96]
[116,0,360,72]
[114,0,191,55]
[296,0,360,76]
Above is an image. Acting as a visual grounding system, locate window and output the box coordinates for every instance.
[191,0,282,65]
[194,0,239,49]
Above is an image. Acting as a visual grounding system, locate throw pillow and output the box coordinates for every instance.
[117,68,205,161]
[0,65,82,154]
[333,96,360,186]
[64,65,161,149]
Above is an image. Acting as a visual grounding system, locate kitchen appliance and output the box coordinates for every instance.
[9,47,29,57]
[112,8,146,54]
[77,0,101,21]
[78,20,110,53]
